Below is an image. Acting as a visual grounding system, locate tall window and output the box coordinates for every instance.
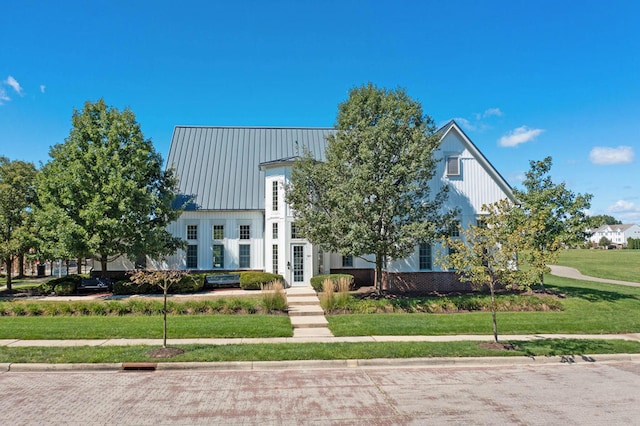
[291,223,300,239]
[187,225,198,240]
[239,244,250,268]
[213,225,224,240]
[272,222,278,239]
[272,244,278,273]
[186,244,198,269]
[449,220,460,237]
[342,254,353,267]
[419,243,432,270]
[272,181,279,211]
[239,225,250,240]
[212,244,224,269]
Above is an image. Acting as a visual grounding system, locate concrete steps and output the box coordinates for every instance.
[286,286,333,338]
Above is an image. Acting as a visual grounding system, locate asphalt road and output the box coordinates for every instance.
[1,360,639,425]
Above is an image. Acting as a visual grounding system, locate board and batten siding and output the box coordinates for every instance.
[166,210,264,271]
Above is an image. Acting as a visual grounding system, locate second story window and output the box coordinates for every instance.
[449,220,460,238]
[240,225,250,240]
[187,225,198,240]
[446,156,460,176]
[213,225,224,240]
[272,181,279,211]
[272,222,278,239]
[291,223,301,239]
[342,254,353,267]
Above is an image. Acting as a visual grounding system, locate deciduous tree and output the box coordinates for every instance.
[37,99,185,276]
[514,157,592,289]
[287,83,454,293]
[0,157,37,289]
[440,199,536,342]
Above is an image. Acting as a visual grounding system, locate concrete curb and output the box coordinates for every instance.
[3,354,640,373]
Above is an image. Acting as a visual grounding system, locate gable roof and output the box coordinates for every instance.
[166,121,513,211]
[438,120,515,202]
[593,224,638,233]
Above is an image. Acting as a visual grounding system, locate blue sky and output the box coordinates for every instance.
[2,0,639,222]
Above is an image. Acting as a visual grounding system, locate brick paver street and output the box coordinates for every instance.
[1,360,639,425]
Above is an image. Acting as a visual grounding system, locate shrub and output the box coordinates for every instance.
[240,272,284,290]
[310,274,354,292]
[320,278,336,311]
[46,274,85,295]
[113,272,204,295]
[261,281,287,312]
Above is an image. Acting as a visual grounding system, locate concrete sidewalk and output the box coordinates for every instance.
[549,265,640,287]
[2,333,640,347]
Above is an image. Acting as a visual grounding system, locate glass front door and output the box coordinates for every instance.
[292,245,304,283]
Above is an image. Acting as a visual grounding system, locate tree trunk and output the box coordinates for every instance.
[163,277,168,348]
[5,255,12,291]
[77,258,83,274]
[100,254,108,278]
[375,255,384,295]
[490,282,498,343]
[17,253,25,278]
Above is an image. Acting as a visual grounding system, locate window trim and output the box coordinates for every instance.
[419,243,432,270]
[446,156,460,176]
[186,244,198,269]
[212,224,224,240]
[239,224,251,240]
[272,181,279,211]
[272,222,278,240]
[212,244,224,269]
[342,254,353,268]
[239,244,251,269]
[186,224,198,241]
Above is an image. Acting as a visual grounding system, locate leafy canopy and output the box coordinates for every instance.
[36,99,185,273]
[286,83,454,292]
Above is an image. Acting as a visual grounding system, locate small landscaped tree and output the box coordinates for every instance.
[440,199,536,343]
[598,236,612,248]
[514,157,592,290]
[286,83,455,294]
[128,268,191,351]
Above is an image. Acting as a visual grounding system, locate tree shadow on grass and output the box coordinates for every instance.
[515,339,621,359]
[545,284,640,303]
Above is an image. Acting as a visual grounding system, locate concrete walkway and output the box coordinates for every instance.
[1,333,639,347]
[285,286,333,338]
[549,265,640,287]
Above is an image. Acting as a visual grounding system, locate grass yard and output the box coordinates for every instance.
[1,339,639,364]
[557,248,640,282]
[328,274,640,336]
[0,315,293,339]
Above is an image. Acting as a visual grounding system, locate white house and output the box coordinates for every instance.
[589,224,640,247]
[164,121,515,292]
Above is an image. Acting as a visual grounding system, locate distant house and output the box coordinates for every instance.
[163,120,515,292]
[589,224,640,247]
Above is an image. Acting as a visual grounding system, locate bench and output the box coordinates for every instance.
[204,274,241,289]
[79,278,113,292]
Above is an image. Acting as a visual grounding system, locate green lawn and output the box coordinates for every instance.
[557,249,640,282]
[328,274,640,336]
[1,339,639,363]
[0,315,292,339]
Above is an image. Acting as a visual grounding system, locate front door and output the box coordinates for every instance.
[291,244,305,285]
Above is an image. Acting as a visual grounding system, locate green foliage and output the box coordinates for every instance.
[627,238,640,249]
[286,83,455,293]
[260,281,288,312]
[46,274,87,295]
[599,236,612,247]
[35,99,187,275]
[116,271,203,295]
[513,157,592,287]
[587,214,621,228]
[310,274,354,291]
[0,157,38,289]
[239,272,284,290]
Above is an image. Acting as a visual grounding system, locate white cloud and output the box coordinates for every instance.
[606,200,640,223]
[498,126,544,147]
[482,107,503,118]
[589,146,634,165]
[608,200,635,213]
[40,85,46,93]
[4,75,23,95]
[453,117,476,131]
[0,87,9,105]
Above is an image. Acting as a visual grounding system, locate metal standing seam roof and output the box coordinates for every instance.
[166,126,333,211]
[166,122,513,211]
